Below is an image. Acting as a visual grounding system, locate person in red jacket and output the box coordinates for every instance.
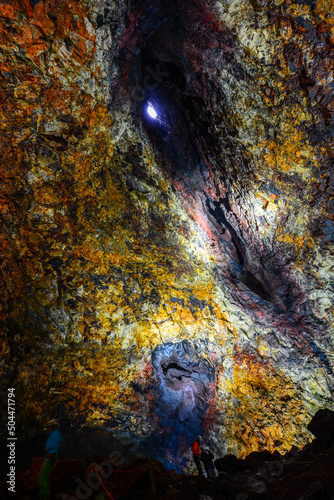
[192,436,203,475]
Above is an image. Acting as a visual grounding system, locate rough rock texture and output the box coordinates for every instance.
[1,0,334,472]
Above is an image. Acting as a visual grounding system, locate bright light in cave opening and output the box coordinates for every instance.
[147,102,158,120]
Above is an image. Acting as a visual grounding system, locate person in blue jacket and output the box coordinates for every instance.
[38,419,62,499]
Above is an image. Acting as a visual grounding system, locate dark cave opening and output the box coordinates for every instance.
[162,362,191,378]
[140,43,200,176]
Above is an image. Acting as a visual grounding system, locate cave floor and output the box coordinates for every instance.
[3,410,334,500]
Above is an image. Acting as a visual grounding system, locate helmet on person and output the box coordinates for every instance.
[46,419,60,428]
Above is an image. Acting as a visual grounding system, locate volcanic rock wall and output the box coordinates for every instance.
[1,0,334,471]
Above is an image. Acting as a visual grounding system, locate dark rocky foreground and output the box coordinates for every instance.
[1,409,334,500]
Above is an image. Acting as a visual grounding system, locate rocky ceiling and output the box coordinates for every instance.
[1,0,334,472]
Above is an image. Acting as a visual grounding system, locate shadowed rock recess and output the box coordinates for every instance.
[1,0,334,479]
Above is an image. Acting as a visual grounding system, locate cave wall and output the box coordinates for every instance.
[1,0,334,471]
